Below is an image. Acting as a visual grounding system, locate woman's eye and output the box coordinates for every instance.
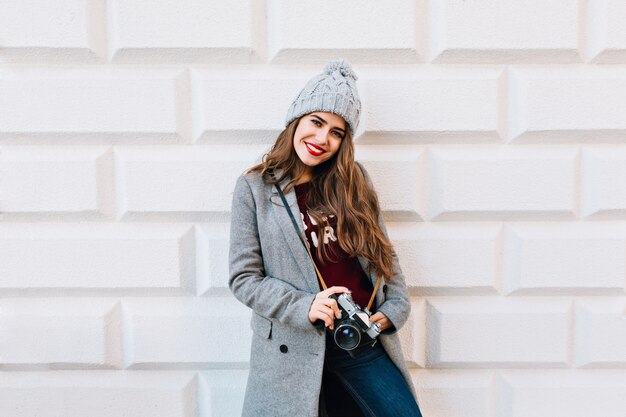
[333,131,344,139]
[311,119,321,126]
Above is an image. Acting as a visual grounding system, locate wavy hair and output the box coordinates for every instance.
[247,115,396,280]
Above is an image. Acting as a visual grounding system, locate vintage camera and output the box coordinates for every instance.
[330,293,381,356]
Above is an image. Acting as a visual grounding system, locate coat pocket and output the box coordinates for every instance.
[250,313,272,339]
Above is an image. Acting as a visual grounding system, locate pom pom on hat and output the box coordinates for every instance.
[285,58,361,133]
[323,59,358,81]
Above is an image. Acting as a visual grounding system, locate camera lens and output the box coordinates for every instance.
[334,323,361,350]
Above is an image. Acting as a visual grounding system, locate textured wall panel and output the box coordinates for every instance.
[115,145,263,220]
[389,222,502,295]
[503,223,626,295]
[268,0,425,63]
[0,224,195,293]
[581,146,626,218]
[0,299,122,369]
[413,370,493,417]
[431,0,580,63]
[199,370,248,416]
[0,68,189,142]
[0,147,113,218]
[0,372,198,417]
[508,66,626,142]
[426,298,572,367]
[587,0,626,63]
[108,0,264,63]
[496,371,626,417]
[360,68,503,141]
[429,146,578,220]
[196,222,230,295]
[400,299,427,367]
[191,71,303,143]
[123,298,251,368]
[574,298,626,367]
[0,0,106,63]
[356,146,426,220]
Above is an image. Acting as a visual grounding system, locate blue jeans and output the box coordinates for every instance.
[321,333,423,417]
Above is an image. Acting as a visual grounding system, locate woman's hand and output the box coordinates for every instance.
[370,312,392,332]
[308,286,351,331]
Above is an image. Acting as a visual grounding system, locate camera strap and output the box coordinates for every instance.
[274,182,381,311]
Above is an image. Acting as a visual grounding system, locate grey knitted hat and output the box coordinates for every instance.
[285,59,361,133]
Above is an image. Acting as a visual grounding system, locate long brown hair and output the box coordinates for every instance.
[247,115,396,280]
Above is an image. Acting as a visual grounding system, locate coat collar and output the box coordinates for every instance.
[269,173,320,293]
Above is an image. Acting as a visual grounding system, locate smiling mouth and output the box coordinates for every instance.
[305,142,325,156]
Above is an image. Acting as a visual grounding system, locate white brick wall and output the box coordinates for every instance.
[0,0,106,63]
[430,0,580,63]
[108,0,265,64]
[1,1,626,416]
[267,0,426,63]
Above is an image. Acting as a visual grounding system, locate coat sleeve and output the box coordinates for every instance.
[357,162,412,334]
[228,174,316,330]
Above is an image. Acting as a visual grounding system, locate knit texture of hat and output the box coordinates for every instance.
[285,59,361,133]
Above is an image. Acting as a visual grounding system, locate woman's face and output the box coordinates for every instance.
[293,112,347,171]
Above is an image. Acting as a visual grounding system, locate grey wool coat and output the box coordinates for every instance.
[228,165,415,417]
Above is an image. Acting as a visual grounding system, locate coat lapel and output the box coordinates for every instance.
[269,175,320,293]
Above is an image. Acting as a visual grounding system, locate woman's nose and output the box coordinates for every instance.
[317,129,330,143]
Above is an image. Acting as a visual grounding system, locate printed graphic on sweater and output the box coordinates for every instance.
[301,211,337,248]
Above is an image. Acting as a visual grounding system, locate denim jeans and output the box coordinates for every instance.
[320,332,423,417]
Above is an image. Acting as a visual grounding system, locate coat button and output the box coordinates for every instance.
[280,344,288,353]
[383,284,388,294]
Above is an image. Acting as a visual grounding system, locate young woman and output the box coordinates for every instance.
[229,59,423,417]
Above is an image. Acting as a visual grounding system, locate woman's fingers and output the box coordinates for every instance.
[309,286,352,328]
[317,297,342,319]
[319,286,351,298]
[370,312,390,332]
[309,303,335,328]
[317,298,338,330]
[317,287,349,316]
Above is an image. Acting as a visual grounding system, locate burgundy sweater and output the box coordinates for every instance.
[294,182,374,309]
